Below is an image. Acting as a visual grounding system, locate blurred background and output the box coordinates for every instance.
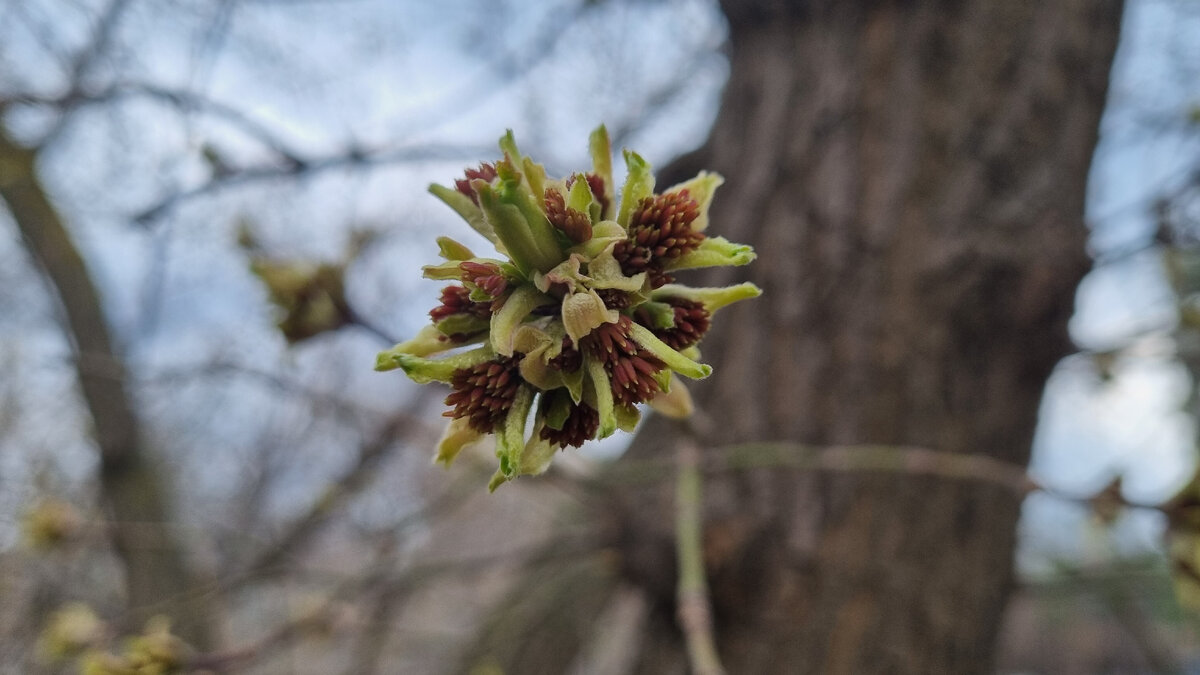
[1,0,1199,673]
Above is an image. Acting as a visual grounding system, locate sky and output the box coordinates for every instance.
[1022,0,1200,570]
[0,0,1198,572]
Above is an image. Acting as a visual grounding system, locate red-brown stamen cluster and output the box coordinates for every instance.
[454,163,499,205]
[543,189,593,243]
[596,288,633,310]
[540,402,600,448]
[430,285,492,322]
[582,316,665,406]
[613,190,705,287]
[547,337,582,373]
[638,299,711,350]
[444,355,523,433]
[459,261,508,298]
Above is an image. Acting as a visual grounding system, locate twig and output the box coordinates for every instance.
[602,440,1166,519]
[674,418,725,675]
[711,441,1038,495]
[65,0,131,89]
[344,306,401,346]
[190,534,598,672]
[707,441,1164,511]
[20,83,308,162]
[131,142,492,225]
[232,411,416,582]
[190,535,402,673]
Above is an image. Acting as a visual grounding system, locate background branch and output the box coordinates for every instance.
[0,128,211,646]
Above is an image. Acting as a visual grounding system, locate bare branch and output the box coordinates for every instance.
[65,0,132,93]
[192,534,597,673]
[222,402,488,593]
[19,83,307,161]
[605,439,1167,514]
[233,411,415,580]
[131,141,494,225]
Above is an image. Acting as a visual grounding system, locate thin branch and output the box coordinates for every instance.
[20,83,307,161]
[233,410,416,581]
[605,440,1166,515]
[65,0,131,91]
[607,54,717,152]
[190,535,402,673]
[344,306,401,346]
[187,0,237,96]
[63,350,406,429]
[343,572,407,675]
[8,3,73,77]
[674,428,725,675]
[710,442,1038,495]
[95,463,484,629]
[131,141,493,225]
[190,533,597,672]
[142,359,404,427]
[705,441,1166,511]
[385,0,598,144]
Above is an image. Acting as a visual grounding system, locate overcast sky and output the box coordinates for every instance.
[1,0,1198,568]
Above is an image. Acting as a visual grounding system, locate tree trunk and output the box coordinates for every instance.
[617,1,1124,673]
[0,129,211,647]
[459,1,1123,673]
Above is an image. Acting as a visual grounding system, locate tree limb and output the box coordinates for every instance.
[0,128,211,646]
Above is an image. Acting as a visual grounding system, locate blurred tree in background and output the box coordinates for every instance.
[3,0,1200,673]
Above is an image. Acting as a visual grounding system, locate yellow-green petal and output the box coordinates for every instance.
[614,404,641,432]
[562,289,619,346]
[518,429,559,477]
[374,345,494,383]
[567,172,595,216]
[665,236,756,271]
[429,183,499,246]
[513,323,568,391]
[476,182,548,276]
[627,322,712,380]
[434,313,489,338]
[589,125,614,220]
[588,243,648,292]
[648,375,694,419]
[390,324,461,357]
[651,282,763,314]
[491,285,553,356]
[494,385,535,486]
[436,236,476,261]
[617,150,655,228]
[586,357,617,438]
[570,220,626,258]
[434,417,484,466]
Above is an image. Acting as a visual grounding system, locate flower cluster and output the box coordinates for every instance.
[376,127,759,490]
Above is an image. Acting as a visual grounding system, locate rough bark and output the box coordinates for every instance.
[463,1,1124,673]
[0,129,211,646]
[621,1,1123,673]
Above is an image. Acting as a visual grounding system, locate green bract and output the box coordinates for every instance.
[376,126,760,490]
